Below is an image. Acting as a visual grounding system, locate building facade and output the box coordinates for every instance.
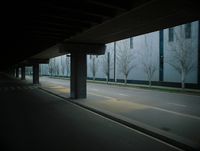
[87,21,200,88]
[40,21,199,88]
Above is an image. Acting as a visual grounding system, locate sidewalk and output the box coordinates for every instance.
[48,76,200,96]
[36,78,200,151]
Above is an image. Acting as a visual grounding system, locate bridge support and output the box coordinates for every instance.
[60,42,106,99]
[70,53,87,99]
[21,59,48,85]
[16,67,19,78]
[21,66,25,80]
[33,63,39,84]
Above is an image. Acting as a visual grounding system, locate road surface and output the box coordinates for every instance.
[0,73,182,151]
[38,76,200,149]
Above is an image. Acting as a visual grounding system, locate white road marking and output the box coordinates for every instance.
[119,93,128,96]
[152,106,200,120]
[89,92,117,101]
[91,88,99,91]
[168,103,186,107]
[89,92,200,121]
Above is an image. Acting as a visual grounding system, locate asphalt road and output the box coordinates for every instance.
[0,73,182,151]
[38,76,200,148]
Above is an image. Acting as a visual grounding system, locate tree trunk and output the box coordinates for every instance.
[66,69,68,77]
[125,75,127,85]
[93,76,95,81]
[149,79,152,87]
[106,75,108,84]
[181,70,185,89]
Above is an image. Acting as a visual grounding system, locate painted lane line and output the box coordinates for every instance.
[119,93,129,96]
[89,92,117,101]
[151,106,200,120]
[91,88,99,91]
[168,103,186,107]
[89,92,200,121]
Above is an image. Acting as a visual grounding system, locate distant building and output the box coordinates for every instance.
[40,21,199,88]
[87,21,200,88]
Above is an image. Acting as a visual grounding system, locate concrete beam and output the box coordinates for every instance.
[70,53,87,99]
[20,59,49,67]
[59,42,106,55]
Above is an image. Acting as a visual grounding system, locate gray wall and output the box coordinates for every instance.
[163,21,199,83]
[41,21,199,85]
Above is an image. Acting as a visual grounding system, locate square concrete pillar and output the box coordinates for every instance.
[12,69,15,77]
[16,67,19,78]
[33,63,39,84]
[70,53,87,99]
[21,66,25,80]
[10,68,15,77]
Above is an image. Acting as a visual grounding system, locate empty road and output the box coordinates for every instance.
[0,73,183,151]
[38,76,200,149]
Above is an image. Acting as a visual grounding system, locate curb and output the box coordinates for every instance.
[38,87,199,151]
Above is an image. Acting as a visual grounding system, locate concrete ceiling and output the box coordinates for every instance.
[1,0,200,70]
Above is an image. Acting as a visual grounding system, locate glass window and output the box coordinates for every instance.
[185,23,191,39]
[168,28,174,42]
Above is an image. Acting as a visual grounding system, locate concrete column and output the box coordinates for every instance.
[114,42,117,82]
[10,68,15,77]
[198,21,200,87]
[70,53,87,99]
[21,66,25,80]
[159,30,164,81]
[16,67,19,78]
[33,63,39,84]
[12,68,15,77]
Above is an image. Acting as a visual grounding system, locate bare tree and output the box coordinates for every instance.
[61,55,65,76]
[49,58,57,76]
[102,49,113,84]
[140,35,157,87]
[48,58,54,76]
[117,40,136,85]
[66,55,70,77]
[166,25,195,88]
[102,53,109,84]
[90,55,99,80]
[55,59,60,76]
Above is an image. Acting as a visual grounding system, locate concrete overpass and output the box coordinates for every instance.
[2,0,200,98]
